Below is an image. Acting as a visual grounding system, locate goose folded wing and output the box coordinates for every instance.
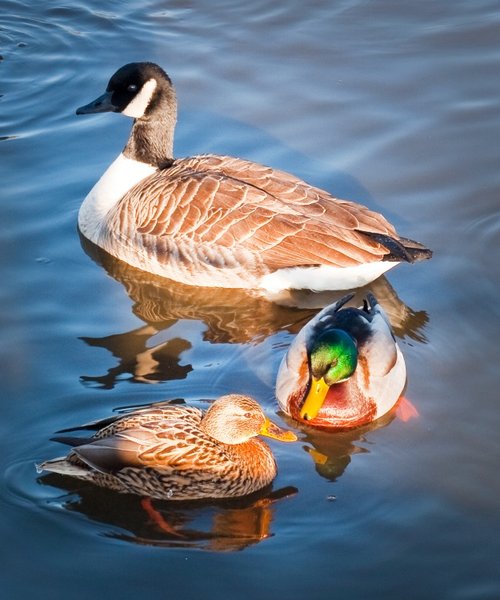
[114,155,399,269]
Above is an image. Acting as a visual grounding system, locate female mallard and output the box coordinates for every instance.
[276,293,406,429]
[76,62,431,292]
[38,395,297,500]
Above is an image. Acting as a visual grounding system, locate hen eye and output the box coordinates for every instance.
[243,412,252,419]
[127,84,138,92]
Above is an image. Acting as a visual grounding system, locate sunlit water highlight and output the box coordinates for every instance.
[1,1,499,599]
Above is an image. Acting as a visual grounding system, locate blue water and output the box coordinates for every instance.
[1,1,499,598]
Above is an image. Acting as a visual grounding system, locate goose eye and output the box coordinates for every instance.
[127,84,138,92]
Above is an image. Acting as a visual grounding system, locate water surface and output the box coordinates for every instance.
[1,1,499,599]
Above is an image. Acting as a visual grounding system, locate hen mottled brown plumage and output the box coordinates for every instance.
[38,395,296,500]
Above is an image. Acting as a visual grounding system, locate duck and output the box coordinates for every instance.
[76,62,432,293]
[276,292,406,429]
[37,394,297,501]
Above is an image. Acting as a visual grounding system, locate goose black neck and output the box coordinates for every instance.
[123,115,175,169]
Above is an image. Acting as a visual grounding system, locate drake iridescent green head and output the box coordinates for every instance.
[276,292,407,430]
[300,329,358,421]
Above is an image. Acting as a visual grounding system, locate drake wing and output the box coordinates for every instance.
[360,312,399,377]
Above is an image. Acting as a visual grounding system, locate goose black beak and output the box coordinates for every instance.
[76,91,117,115]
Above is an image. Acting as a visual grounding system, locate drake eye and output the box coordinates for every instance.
[127,84,138,92]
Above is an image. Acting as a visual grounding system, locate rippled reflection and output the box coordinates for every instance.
[38,472,297,551]
[80,235,321,344]
[288,411,397,482]
[80,327,193,388]
[79,236,429,388]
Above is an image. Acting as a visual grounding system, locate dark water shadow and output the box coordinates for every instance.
[37,472,297,551]
[80,329,193,389]
[79,236,429,388]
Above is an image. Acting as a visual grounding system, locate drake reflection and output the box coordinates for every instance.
[290,410,398,482]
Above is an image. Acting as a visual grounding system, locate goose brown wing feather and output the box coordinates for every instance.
[114,155,399,269]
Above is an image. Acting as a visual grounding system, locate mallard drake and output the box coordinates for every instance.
[38,395,297,500]
[76,62,432,292]
[276,292,406,429]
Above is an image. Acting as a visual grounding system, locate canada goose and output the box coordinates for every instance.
[77,62,431,292]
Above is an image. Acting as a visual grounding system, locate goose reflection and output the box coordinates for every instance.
[79,236,428,388]
[80,235,321,344]
[80,327,193,389]
[38,472,297,551]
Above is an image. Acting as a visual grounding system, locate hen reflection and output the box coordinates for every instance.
[80,237,428,388]
[38,473,296,551]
